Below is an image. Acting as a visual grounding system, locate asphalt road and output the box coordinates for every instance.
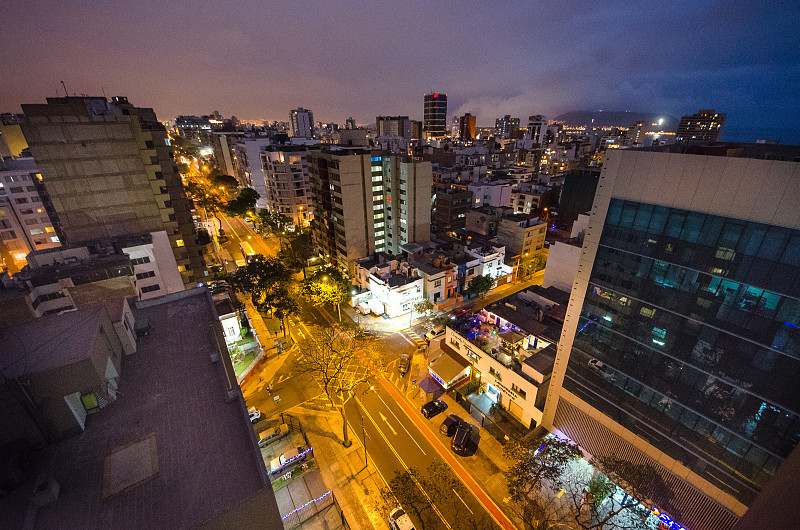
[344,381,499,530]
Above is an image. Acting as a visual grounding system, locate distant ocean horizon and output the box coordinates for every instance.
[721,127,800,147]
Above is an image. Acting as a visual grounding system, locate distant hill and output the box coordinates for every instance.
[553,110,678,129]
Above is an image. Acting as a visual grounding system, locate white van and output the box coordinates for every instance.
[388,507,416,530]
[425,326,445,342]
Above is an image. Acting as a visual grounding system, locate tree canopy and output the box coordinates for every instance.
[227,254,293,312]
[465,274,494,298]
[278,231,316,274]
[301,265,351,309]
[225,187,260,217]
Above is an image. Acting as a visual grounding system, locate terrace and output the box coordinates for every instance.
[449,310,555,384]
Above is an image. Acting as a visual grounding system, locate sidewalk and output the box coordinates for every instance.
[239,294,295,386]
[274,404,389,530]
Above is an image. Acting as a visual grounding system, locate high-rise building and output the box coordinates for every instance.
[345,117,356,130]
[290,107,314,138]
[410,120,423,141]
[423,93,447,138]
[543,144,800,530]
[0,157,61,273]
[308,148,431,272]
[0,113,29,159]
[233,137,272,208]
[261,146,313,228]
[676,109,726,143]
[495,115,520,139]
[526,115,547,145]
[459,113,477,139]
[375,116,412,140]
[21,96,205,287]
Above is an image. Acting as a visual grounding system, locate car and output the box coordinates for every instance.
[258,424,290,447]
[248,407,261,423]
[421,399,447,419]
[424,326,445,342]
[439,414,464,436]
[588,358,615,382]
[451,421,472,455]
[388,507,416,530]
[398,353,411,377]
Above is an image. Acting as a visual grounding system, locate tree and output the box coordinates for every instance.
[278,231,316,278]
[377,461,495,530]
[504,435,584,529]
[226,254,293,313]
[413,298,434,317]
[301,265,351,321]
[226,187,260,217]
[504,435,673,530]
[259,209,291,235]
[212,173,239,189]
[565,455,673,530]
[465,274,494,298]
[293,324,380,446]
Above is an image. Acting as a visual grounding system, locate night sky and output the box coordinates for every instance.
[2,0,799,142]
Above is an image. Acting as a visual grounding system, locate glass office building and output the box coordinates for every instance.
[545,145,800,530]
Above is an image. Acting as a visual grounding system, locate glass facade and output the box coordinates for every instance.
[564,198,800,506]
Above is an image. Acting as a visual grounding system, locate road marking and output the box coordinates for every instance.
[352,395,452,530]
[374,389,427,455]
[453,488,474,514]
[396,331,417,347]
[378,412,397,435]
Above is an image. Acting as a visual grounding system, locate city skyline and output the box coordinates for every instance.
[1,1,798,142]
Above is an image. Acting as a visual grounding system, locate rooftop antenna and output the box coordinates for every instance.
[101,86,107,99]
[60,81,68,97]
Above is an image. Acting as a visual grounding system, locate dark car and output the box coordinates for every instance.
[421,400,447,419]
[451,422,472,455]
[399,354,411,377]
[439,414,464,436]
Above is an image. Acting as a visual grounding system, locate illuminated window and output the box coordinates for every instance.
[176,239,185,247]
[178,265,187,272]
[50,236,60,243]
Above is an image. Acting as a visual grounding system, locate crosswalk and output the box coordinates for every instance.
[404,328,427,348]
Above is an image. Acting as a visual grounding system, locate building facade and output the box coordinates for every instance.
[21,97,204,287]
[543,146,800,530]
[495,115,520,139]
[376,116,412,140]
[308,148,431,272]
[290,107,314,138]
[0,158,61,274]
[233,137,272,208]
[260,146,313,228]
[676,109,726,143]
[459,113,477,140]
[423,93,447,139]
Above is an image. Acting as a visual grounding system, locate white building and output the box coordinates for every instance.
[233,137,272,208]
[467,181,514,208]
[0,157,61,273]
[352,254,424,318]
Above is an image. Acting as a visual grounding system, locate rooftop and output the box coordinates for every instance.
[0,305,106,378]
[0,289,280,529]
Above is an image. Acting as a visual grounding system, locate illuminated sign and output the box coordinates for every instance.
[650,507,688,530]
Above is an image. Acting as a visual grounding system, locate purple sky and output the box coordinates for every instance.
[2,0,798,140]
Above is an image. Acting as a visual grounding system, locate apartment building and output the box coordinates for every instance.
[0,157,60,273]
[260,146,313,228]
[308,148,431,273]
[21,96,204,287]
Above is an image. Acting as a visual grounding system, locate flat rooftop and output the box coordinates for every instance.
[0,289,280,529]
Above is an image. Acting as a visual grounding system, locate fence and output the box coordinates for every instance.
[282,491,350,530]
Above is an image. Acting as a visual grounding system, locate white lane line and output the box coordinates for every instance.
[374,390,427,455]
[453,488,474,514]
[352,395,452,530]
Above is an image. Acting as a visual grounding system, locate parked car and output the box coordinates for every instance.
[388,507,416,530]
[424,326,445,342]
[248,407,261,423]
[439,414,464,436]
[258,424,290,448]
[421,400,447,419]
[451,422,472,455]
[268,446,308,475]
[588,358,615,382]
[399,353,411,377]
